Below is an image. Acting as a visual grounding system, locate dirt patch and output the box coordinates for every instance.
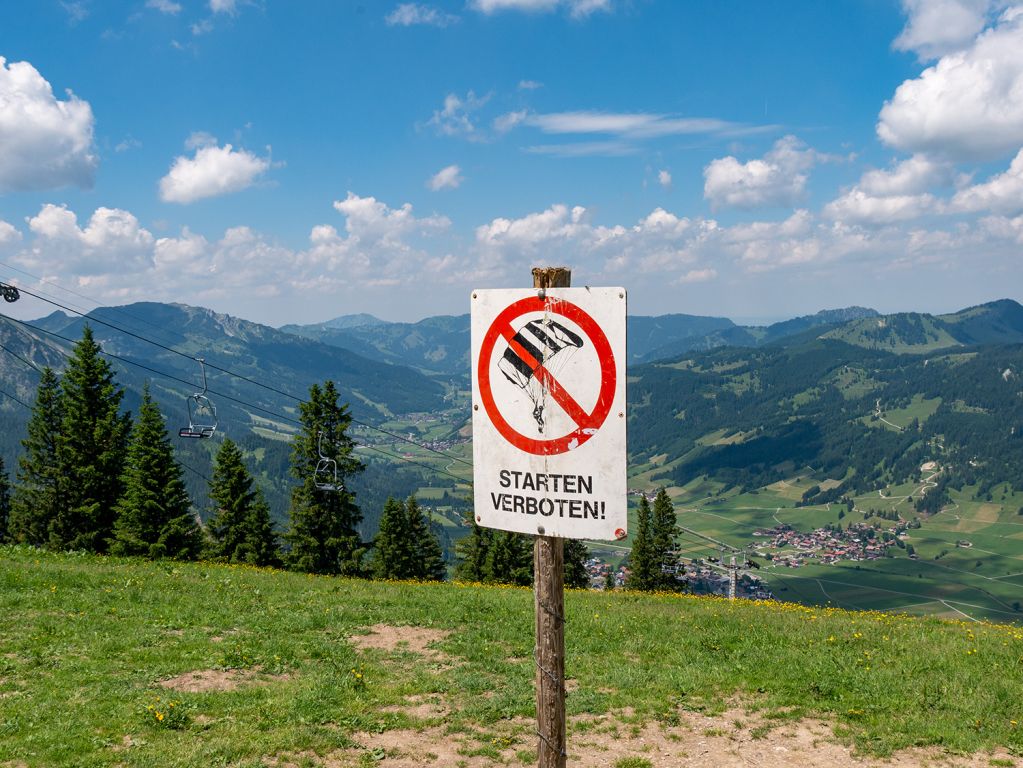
[266,707,1019,768]
[157,666,289,693]
[380,694,451,720]
[350,624,452,664]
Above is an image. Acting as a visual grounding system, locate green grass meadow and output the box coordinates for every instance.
[2,546,1023,767]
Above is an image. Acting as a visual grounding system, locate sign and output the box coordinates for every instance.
[471,287,627,540]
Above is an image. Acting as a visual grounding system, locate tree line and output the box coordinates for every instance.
[0,326,448,581]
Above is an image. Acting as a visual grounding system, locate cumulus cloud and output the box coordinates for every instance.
[657,169,672,188]
[823,155,954,225]
[426,92,489,139]
[427,164,464,190]
[159,141,271,204]
[209,0,237,13]
[0,220,21,249]
[893,0,993,59]
[823,189,938,225]
[386,3,459,26]
[470,0,610,18]
[857,154,955,196]
[0,57,97,192]
[878,6,1023,160]
[951,148,1023,213]
[703,135,823,210]
[23,204,154,275]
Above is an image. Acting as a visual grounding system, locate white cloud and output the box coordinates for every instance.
[185,130,218,149]
[0,57,97,192]
[703,135,822,210]
[893,0,993,59]
[146,0,183,14]
[23,204,154,274]
[526,110,736,138]
[951,148,1023,213]
[518,79,543,90]
[426,91,489,139]
[332,192,450,243]
[857,154,955,196]
[470,0,610,17]
[386,3,459,26]
[0,220,21,248]
[210,0,237,13]
[159,142,271,204]
[61,1,88,23]
[878,6,1023,160]
[493,109,528,133]
[823,188,938,224]
[657,169,672,189]
[677,268,717,284]
[524,141,637,157]
[427,164,464,191]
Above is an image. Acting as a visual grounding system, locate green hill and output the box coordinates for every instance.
[1,546,1021,767]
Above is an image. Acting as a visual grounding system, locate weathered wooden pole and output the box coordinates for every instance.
[531,265,569,768]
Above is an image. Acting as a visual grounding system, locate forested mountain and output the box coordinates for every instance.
[279,305,884,374]
[628,337,1023,501]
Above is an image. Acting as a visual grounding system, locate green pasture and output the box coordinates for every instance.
[2,547,1022,767]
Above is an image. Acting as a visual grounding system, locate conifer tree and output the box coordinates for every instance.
[206,438,280,566]
[51,326,131,552]
[564,539,590,589]
[484,530,532,586]
[284,381,364,575]
[371,496,415,580]
[0,457,11,544]
[626,495,655,590]
[407,496,446,581]
[10,368,64,546]
[453,517,493,581]
[651,488,682,591]
[110,384,203,560]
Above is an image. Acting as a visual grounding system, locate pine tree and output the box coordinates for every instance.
[0,457,11,544]
[9,368,64,546]
[564,539,590,588]
[206,438,280,566]
[284,381,364,575]
[371,496,416,580]
[51,326,131,552]
[110,384,203,560]
[626,495,655,590]
[650,488,682,591]
[407,496,446,581]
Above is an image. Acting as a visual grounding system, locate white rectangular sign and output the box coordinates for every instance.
[471,287,627,541]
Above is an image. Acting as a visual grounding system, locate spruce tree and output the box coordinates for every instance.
[564,539,590,589]
[10,368,64,546]
[484,530,532,586]
[110,384,203,560]
[407,496,446,581]
[0,457,11,544]
[207,438,280,566]
[51,326,131,552]
[284,381,364,575]
[453,517,493,581]
[651,488,682,591]
[371,496,415,580]
[626,495,655,590]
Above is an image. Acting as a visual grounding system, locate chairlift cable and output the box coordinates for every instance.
[7,286,474,468]
[0,343,42,373]
[0,386,32,410]
[2,314,470,485]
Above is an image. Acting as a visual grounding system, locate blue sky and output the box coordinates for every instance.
[1,0,1021,325]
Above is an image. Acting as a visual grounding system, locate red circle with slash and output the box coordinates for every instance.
[478,295,617,455]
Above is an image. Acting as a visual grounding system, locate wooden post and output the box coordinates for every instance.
[532,265,569,768]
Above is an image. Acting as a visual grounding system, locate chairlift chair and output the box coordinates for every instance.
[314,430,343,492]
[178,358,218,439]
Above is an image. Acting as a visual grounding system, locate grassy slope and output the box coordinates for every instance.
[1,547,1022,767]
